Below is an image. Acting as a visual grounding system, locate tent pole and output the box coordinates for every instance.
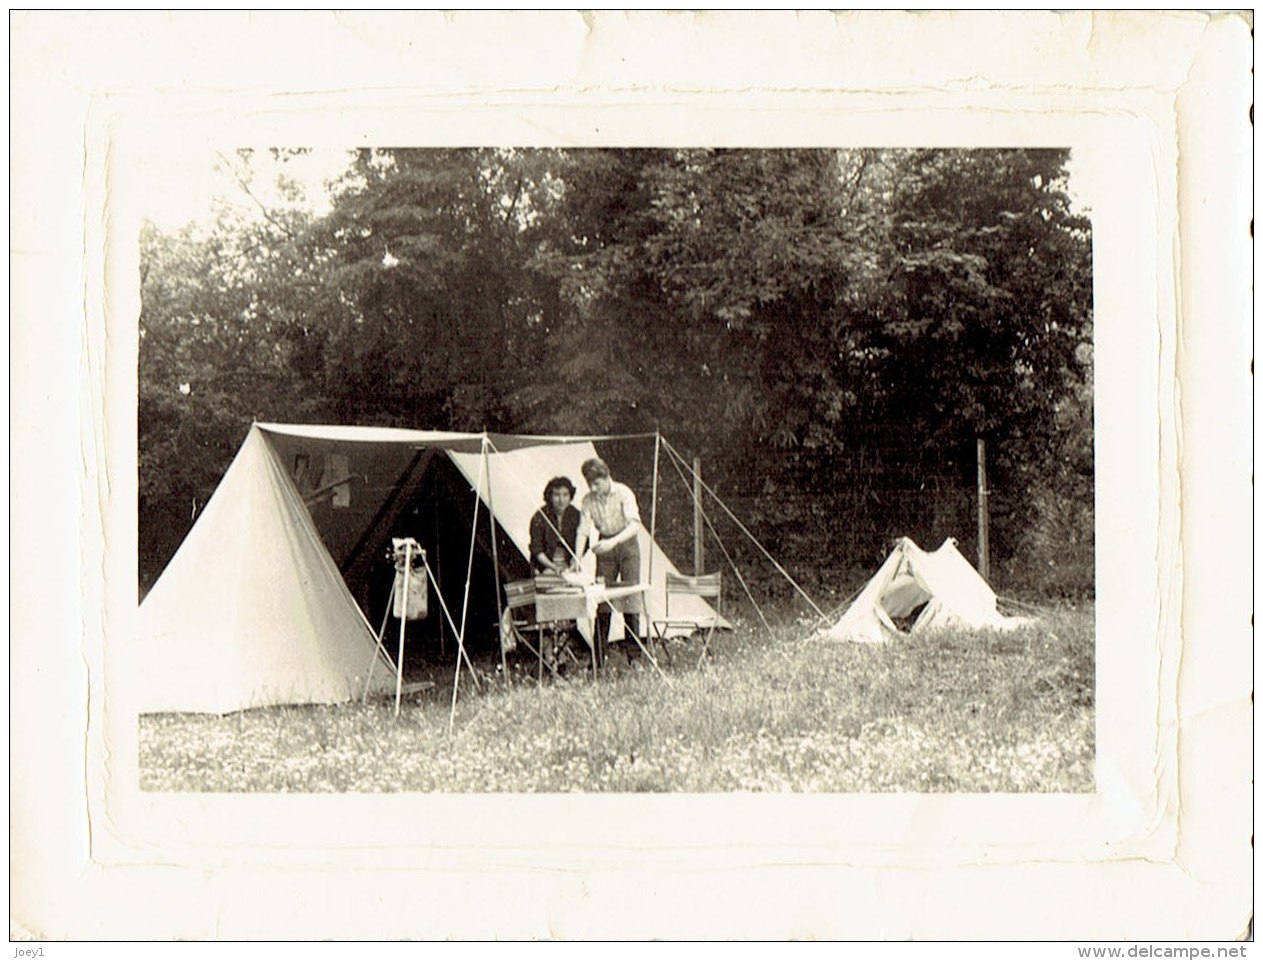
[481,436,577,569]
[394,542,413,717]
[417,554,477,679]
[434,497,446,658]
[449,445,487,731]
[363,578,397,703]
[663,444,773,636]
[661,436,829,625]
[481,436,510,685]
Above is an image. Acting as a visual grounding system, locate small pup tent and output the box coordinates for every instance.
[820,537,1028,644]
[134,423,724,714]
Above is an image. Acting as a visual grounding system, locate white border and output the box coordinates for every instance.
[10,10,1252,941]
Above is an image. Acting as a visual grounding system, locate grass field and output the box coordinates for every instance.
[139,603,1094,793]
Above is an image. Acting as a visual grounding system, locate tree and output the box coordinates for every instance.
[874,149,1091,442]
[139,146,1095,597]
[863,149,1094,582]
[523,149,888,449]
[138,151,333,588]
[305,148,561,429]
[523,147,1092,584]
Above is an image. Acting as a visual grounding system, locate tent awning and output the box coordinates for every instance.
[257,422,658,453]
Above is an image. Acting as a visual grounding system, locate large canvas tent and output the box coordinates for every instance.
[135,423,723,714]
[820,537,1029,645]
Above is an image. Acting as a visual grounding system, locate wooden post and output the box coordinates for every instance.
[693,456,704,575]
[976,438,990,581]
[648,433,661,590]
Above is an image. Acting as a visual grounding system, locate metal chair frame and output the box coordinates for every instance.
[651,571,723,665]
[504,578,593,681]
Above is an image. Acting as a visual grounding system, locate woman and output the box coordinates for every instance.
[528,475,582,574]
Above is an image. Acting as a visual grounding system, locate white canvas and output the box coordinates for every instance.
[449,440,726,636]
[136,424,725,713]
[822,537,1028,644]
[134,426,396,714]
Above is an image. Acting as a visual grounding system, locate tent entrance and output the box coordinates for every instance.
[884,599,930,633]
[874,556,936,635]
[270,434,523,665]
[354,458,527,665]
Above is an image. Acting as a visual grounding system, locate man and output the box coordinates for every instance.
[576,457,643,657]
[529,476,581,574]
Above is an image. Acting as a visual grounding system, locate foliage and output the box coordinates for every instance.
[139,603,1094,793]
[137,147,1094,596]
[515,148,1093,577]
[297,148,566,429]
[137,175,329,585]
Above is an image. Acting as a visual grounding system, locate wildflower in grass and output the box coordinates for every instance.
[139,606,1094,794]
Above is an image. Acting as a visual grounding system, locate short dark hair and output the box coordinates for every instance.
[543,476,576,501]
[580,458,611,483]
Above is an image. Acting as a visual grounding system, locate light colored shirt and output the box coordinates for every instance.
[579,481,641,538]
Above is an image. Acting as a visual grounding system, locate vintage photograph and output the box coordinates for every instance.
[12,8,1251,946]
[134,146,1095,794]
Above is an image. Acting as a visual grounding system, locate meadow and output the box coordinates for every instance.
[139,600,1093,794]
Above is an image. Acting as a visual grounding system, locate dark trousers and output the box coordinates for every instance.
[595,538,641,649]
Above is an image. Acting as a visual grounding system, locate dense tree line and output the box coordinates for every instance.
[139,148,1093,597]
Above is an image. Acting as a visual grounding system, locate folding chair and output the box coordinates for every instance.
[503,579,552,681]
[531,574,595,676]
[504,578,588,681]
[652,572,723,664]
